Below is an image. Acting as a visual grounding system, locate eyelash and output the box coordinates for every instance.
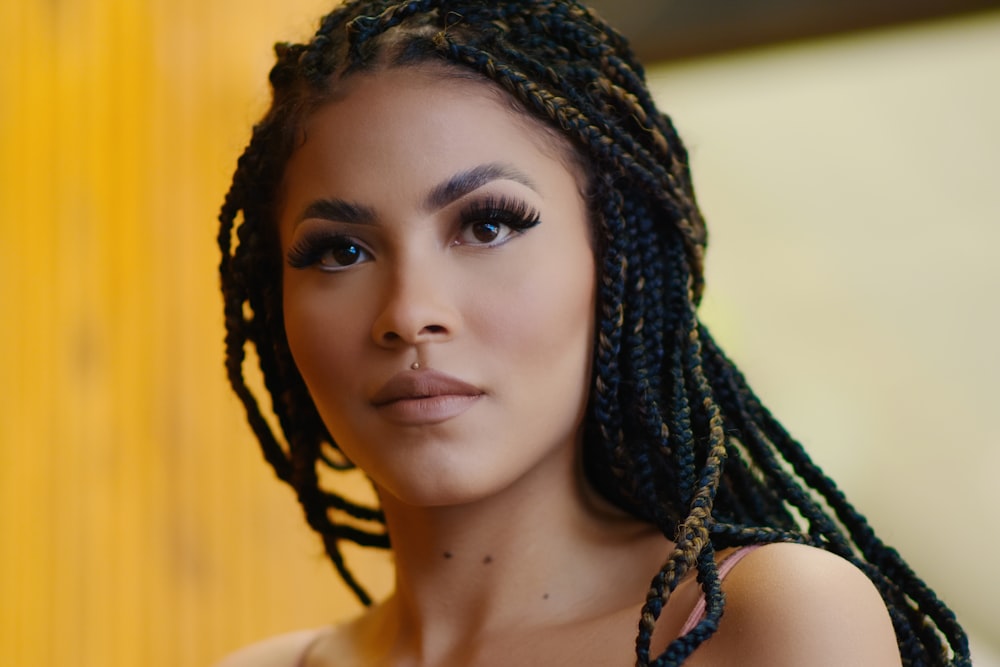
[456,196,542,246]
[285,196,542,271]
[286,231,369,270]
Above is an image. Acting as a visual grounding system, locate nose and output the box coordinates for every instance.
[370,257,459,348]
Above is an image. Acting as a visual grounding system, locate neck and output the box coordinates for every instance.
[372,444,670,662]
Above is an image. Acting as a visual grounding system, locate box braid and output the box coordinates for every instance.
[216,0,970,664]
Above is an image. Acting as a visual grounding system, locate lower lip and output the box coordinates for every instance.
[374,394,482,425]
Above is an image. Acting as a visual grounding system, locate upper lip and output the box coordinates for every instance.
[371,370,484,406]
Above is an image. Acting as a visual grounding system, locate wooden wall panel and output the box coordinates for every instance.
[0,1,391,665]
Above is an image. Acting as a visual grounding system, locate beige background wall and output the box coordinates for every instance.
[1,2,996,665]
[648,13,1000,659]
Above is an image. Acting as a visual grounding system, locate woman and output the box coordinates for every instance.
[216,1,969,664]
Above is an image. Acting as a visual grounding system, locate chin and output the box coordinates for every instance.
[376,471,507,510]
[371,452,541,511]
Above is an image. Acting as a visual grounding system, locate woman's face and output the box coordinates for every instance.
[278,67,596,507]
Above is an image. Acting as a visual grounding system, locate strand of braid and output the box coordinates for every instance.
[217,0,970,664]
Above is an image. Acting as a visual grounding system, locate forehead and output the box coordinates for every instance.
[292,63,586,183]
[279,65,584,206]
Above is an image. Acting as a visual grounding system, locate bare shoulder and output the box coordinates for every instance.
[213,627,328,667]
[695,542,902,667]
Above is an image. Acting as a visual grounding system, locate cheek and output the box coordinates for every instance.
[281,274,372,416]
[499,273,592,354]
[470,237,597,392]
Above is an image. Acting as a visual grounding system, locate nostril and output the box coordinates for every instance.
[422,324,447,335]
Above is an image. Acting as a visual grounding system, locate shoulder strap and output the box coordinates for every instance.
[678,544,763,636]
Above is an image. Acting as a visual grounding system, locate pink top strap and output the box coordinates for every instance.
[678,544,762,636]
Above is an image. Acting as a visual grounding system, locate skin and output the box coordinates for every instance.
[217,66,902,667]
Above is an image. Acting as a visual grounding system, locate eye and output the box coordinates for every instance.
[455,196,541,248]
[318,240,369,269]
[462,220,509,245]
[286,233,372,272]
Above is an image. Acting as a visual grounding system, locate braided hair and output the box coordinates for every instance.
[217,1,970,664]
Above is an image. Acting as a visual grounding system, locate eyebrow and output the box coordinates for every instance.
[294,162,538,226]
[298,198,377,225]
[423,162,538,212]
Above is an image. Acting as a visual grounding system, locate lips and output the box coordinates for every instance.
[371,370,484,425]
[372,369,482,405]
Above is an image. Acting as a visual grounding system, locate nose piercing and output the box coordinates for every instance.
[411,361,421,370]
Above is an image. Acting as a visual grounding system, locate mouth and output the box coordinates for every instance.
[371,370,484,425]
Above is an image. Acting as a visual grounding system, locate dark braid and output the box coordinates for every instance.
[217,1,970,664]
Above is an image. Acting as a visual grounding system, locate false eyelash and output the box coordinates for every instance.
[286,231,367,269]
[458,195,541,233]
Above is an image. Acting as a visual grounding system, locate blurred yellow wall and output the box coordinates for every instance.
[1,1,996,665]
[0,1,391,665]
